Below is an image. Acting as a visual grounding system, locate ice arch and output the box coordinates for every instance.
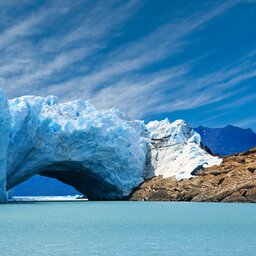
[1,90,147,202]
[0,89,221,203]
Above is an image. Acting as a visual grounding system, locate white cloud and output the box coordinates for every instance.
[0,0,255,126]
[0,0,142,95]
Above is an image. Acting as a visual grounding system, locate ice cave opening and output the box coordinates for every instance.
[8,161,124,200]
[12,175,81,197]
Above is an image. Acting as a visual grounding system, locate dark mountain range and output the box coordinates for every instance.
[194,125,256,156]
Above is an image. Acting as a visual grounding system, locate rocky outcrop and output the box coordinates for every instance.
[130,148,256,202]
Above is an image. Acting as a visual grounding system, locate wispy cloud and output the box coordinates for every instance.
[37,1,245,114]
[0,0,255,128]
[232,118,256,129]
[0,1,71,48]
[0,0,141,93]
[89,50,256,118]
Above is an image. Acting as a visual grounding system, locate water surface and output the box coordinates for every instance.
[0,202,255,256]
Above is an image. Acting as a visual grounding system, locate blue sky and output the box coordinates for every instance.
[0,0,256,129]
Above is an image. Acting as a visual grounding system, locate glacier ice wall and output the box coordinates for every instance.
[5,94,148,200]
[0,89,11,202]
[0,90,221,202]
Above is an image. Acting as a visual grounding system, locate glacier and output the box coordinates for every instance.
[0,89,221,202]
[0,90,11,202]
[145,119,222,180]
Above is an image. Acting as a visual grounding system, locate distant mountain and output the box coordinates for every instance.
[12,175,80,196]
[194,125,256,156]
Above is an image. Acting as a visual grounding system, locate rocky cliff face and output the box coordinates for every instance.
[130,148,256,202]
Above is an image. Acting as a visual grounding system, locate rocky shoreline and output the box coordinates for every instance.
[130,148,256,202]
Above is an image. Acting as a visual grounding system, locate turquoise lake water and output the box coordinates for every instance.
[0,202,256,256]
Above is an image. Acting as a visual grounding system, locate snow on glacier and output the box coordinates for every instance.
[145,118,222,180]
[0,89,221,202]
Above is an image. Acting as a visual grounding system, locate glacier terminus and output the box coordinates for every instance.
[0,89,221,203]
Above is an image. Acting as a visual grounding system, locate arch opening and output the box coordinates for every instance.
[11,175,81,197]
[7,161,122,200]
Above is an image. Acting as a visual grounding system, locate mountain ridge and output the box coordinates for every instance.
[194,124,256,156]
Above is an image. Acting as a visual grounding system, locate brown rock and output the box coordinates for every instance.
[130,148,256,203]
